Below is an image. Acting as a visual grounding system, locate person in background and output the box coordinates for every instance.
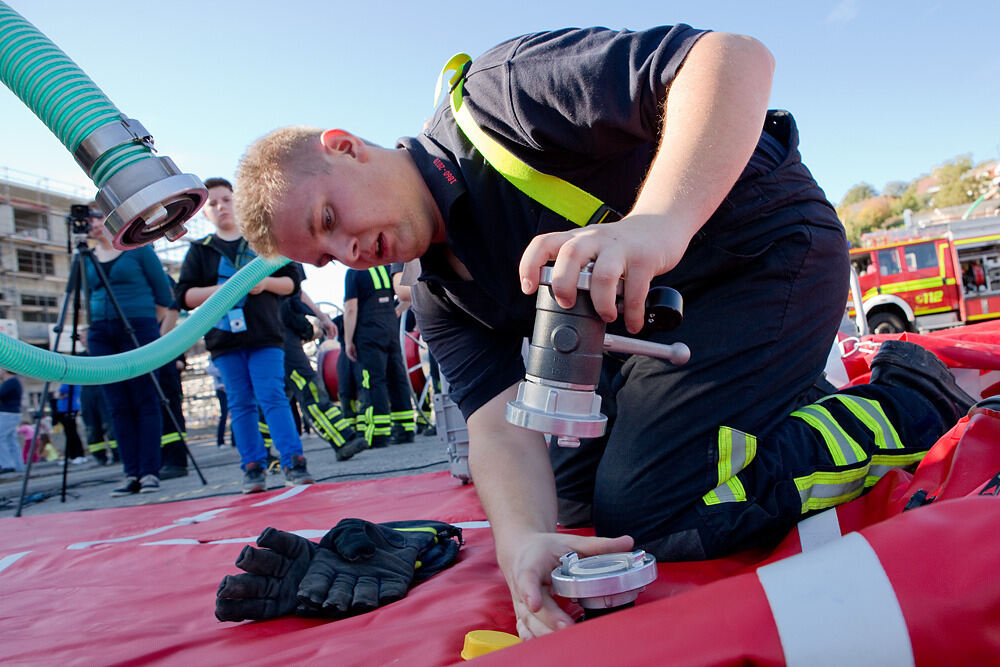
[392,262,437,436]
[80,372,117,465]
[175,177,313,493]
[332,311,362,433]
[279,262,367,460]
[0,368,24,473]
[52,382,86,464]
[344,265,415,447]
[157,277,189,480]
[206,359,233,447]
[85,204,173,496]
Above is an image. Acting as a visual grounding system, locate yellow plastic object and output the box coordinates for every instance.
[460,630,521,660]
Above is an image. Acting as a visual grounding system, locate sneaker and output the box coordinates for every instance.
[158,465,189,480]
[335,434,367,461]
[70,456,89,465]
[870,340,975,424]
[242,462,267,494]
[111,476,141,497]
[139,475,160,494]
[283,455,315,486]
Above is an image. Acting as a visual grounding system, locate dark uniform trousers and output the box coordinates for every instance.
[81,383,116,462]
[549,196,952,561]
[158,360,187,470]
[354,303,414,446]
[337,346,361,428]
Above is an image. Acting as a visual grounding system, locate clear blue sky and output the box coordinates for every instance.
[2,0,998,306]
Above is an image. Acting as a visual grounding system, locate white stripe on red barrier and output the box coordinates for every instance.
[0,551,30,574]
[796,508,842,552]
[757,532,914,667]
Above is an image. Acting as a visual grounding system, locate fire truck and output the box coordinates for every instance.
[849,212,1000,333]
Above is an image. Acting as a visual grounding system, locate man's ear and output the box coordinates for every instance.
[320,129,367,161]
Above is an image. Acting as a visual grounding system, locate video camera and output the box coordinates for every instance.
[67,203,102,235]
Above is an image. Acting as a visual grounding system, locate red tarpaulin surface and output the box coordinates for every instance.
[3,325,1000,666]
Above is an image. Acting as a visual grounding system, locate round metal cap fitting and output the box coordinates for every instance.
[550,550,657,602]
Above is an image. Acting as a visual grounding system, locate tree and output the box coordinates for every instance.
[931,156,980,208]
[882,181,907,198]
[840,182,877,207]
[890,181,927,217]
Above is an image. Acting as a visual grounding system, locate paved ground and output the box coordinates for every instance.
[0,429,452,518]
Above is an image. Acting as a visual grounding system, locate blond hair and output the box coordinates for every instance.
[235,126,326,258]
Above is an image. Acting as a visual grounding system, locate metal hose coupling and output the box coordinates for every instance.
[551,550,657,619]
[506,264,689,447]
[75,115,207,248]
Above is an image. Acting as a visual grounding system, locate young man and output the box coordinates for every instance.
[234,27,971,636]
[176,177,313,492]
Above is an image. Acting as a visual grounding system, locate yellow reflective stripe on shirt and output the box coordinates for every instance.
[437,53,613,227]
[817,394,903,450]
[791,405,868,465]
[368,267,386,290]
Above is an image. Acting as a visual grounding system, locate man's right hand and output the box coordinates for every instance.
[501,531,634,639]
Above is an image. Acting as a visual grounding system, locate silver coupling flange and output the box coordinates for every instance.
[551,550,657,611]
[505,376,606,447]
[96,155,207,249]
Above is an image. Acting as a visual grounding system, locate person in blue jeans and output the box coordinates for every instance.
[175,177,313,493]
[85,205,173,496]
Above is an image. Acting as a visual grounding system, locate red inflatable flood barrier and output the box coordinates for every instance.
[2,326,1000,665]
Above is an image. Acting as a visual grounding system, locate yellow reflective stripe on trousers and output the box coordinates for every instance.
[794,467,868,512]
[791,405,868,465]
[437,53,612,227]
[160,432,185,445]
[866,451,928,488]
[702,427,757,505]
[817,395,903,450]
[290,369,307,390]
[308,403,345,445]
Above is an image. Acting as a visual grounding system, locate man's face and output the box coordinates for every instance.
[270,156,435,269]
[203,186,237,233]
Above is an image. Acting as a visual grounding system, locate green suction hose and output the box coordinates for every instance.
[0,1,206,247]
[0,256,290,384]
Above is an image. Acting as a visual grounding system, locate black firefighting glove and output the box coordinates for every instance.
[296,518,462,616]
[215,527,317,622]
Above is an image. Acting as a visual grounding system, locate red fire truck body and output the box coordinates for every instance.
[849,215,1000,333]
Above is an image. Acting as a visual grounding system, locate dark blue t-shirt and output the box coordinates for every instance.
[345,266,399,339]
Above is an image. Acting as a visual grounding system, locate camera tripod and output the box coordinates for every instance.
[15,231,205,516]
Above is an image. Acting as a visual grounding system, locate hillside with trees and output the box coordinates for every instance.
[836,155,999,245]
